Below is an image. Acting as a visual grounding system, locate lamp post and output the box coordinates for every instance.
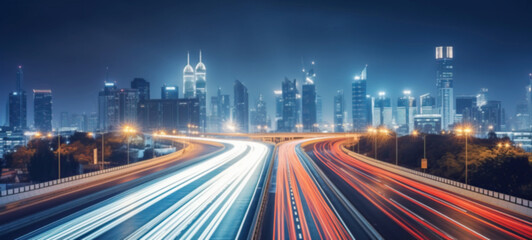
[456,127,472,184]
[123,125,137,165]
[393,126,399,165]
[152,131,158,158]
[57,130,61,179]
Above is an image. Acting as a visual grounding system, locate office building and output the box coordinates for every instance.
[334,90,345,132]
[397,90,416,134]
[137,98,200,131]
[456,96,477,124]
[131,78,150,101]
[33,90,53,132]
[302,61,317,132]
[161,85,179,99]
[480,100,504,132]
[281,78,298,132]
[274,90,283,131]
[436,46,454,130]
[8,66,27,131]
[70,113,87,131]
[302,84,317,131]
[234,80,248,132]
[252,94,268,132]
[352,65,368,131]
[60,111,70,130]
[195,51,207,132]
[477,88,488,108]
[316,94,323,125]
[373,91,392,128]
[98,81,139,131]
[0,127,25,158]
[118,88,139,125]
[419,93,436,114]
[87,112,98,132]
[414,114,442,134]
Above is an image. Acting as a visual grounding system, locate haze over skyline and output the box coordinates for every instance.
[1,0,531,126]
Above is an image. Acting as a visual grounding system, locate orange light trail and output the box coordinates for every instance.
[310,138,532,239]
[273,140,351,239]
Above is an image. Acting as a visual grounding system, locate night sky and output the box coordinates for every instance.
[1,0,531,127]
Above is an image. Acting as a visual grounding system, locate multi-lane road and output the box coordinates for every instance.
[0,137,272,239]
[305,137,532,239]
[2,135,532,239]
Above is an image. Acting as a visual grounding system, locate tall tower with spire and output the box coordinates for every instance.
[302,61,317,132]
[183,52,195,98]
[195,50,207,131]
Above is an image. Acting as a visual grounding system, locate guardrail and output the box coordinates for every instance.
[339,145,532,211]
[0,140,187,198]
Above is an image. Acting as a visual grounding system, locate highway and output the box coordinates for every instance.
[1,137,272,239]
[263,139,380,239]
[305,138,532,239]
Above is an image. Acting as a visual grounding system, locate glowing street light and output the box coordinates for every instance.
[123,125,137,164]
[455,126,473,184]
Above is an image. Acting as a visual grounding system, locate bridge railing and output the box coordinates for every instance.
[340,145,532,211]
[0,141,187,198]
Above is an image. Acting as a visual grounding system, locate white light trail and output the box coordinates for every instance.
[25,137,269,240]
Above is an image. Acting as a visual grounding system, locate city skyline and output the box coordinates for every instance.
[1,1,531,128]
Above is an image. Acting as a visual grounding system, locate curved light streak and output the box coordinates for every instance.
[23,137,269,240]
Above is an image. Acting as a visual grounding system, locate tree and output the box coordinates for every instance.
[27,140,56,182]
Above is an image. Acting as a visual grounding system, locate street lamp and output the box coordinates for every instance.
[456,127,473,184]
[393,126,400,165]
[367,127,379,159]
[123,125,137,165]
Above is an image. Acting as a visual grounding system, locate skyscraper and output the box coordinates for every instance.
[33,89,52,132]
[419,93,436,114]
[183,52,195,98]
[161,85,179,99]
[334,90,344,132]
[477,88,488,108]
[396,90,416,134]
[118,88,139,125]
[8,66,27,131]
[352,65,368,131]
[316,94,323,125]
[234,80,248,132]
[302,61,317,132]
[274,90,283,131]
[480,100,503,132]
[98,82,119,131]
[456,96,477,124]
[281,78,298,132]
[195,51,207,132]
[436,46,454,130]
[60,111,70,130]
[98,81,139,131]
[373,91,392,128]
[252,94,268,132]
[131,78,150,101]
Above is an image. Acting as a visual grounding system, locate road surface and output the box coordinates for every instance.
[305,138,532,239]
[1,137,272,239]
[263,139,380,239]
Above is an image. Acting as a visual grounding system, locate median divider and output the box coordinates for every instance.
[338,143,532,218]
[251,143,278,240]
[0,138,207,206]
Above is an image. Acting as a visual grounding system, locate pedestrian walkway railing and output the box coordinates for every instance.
[340,145,532,210]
